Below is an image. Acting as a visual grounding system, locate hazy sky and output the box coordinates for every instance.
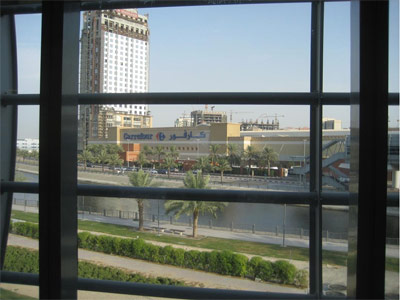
[15,1,398,139]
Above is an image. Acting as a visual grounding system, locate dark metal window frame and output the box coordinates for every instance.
[0,0,398,299]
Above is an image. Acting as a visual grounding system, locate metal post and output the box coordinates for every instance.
[209,219,212,229]
[230,221,234,231]
[0,13,18,270]
[309,1,324,296]
[347,1,389,298]
[103,209,106,217]
[157,200,160,232]
[282,204,287,247]
[252,224,255,234]
[38,2,80,299]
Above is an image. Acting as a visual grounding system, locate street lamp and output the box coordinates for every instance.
[282,203,287,247]
[196,139,199,158]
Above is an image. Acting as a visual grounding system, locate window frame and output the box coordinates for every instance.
[0,0,398,299]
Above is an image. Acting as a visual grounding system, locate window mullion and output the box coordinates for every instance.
[0,14,18,270]
[309,0,324,297]
[38,2,80,299]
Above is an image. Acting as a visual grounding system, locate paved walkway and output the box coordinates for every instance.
[6,234,305,294]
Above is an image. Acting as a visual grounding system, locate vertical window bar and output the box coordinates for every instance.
[39,2,80,299]
[347,1,388,298]
[0,14,18,269]
[309,0,324,296]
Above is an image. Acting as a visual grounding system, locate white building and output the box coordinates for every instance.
[17,138,40,151]
[79,9,150,149]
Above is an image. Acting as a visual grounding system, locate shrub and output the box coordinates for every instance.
[247,256,264,279]
[78,232,91,248]
[273,260,297,284]
[171,248,185,267]
[293,269,309,288]
[258,260,274,282]
[13,222,39,239]
[230,253,248,277]
[184,250,201,269]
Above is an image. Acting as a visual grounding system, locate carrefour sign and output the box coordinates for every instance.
[123,133,153,140]
[123,130,207,142]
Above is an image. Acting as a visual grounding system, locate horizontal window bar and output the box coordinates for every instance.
[1,93,398,106]
[1,0,350,15]
[1,271,313,299]
[2,182,398,206]
[2,181,313,204]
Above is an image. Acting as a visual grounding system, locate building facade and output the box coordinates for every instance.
[79,9,150,150]
[190,110,228,126]
[16,138,40,151]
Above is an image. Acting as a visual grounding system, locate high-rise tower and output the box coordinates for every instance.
[79,9,150,150]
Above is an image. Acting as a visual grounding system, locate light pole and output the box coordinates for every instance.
[157,199,160,234]
[127,141,130,168]
[303,139,307,184]
[196,139,199,158]
[282,203,287,247]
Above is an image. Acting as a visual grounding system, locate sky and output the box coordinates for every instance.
[15,1,399,139]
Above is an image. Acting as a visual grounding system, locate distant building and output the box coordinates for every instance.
[190,110,227,126]
[78,8,151,150]
[323,118,342,130]
[240,119,279,131]
[17,138,39,151]
[95,107,152,139]
[174,114,192,127]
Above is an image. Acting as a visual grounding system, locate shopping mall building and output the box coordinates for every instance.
[90,122,350,167]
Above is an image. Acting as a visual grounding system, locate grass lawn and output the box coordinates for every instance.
[10,210,399,272]
[0,288,36,300]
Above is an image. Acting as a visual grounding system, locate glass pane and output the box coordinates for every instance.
[79,5,311,94]
[322,106,350,192]
[77,197,310,293]
[322,205,348,297]
[78,104,310,193]
[0,283,38,299]
[323,2,350,93]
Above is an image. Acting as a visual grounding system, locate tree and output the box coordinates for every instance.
[164,171,227,237]
[260,146,279,176]
[168,146,179,160]
[209,144,221,169]
[162,155,176,179]
[227,143,241,168]
[96,149,109,172]
[193,156,210,175]
[78,150,93,171]
[142,145,154,169]
[129,170,153,231]
[244,146,260,177]
[154,145,165,168]
[215,158,232,183]
[107,153,123,173]
[136,152,148,170]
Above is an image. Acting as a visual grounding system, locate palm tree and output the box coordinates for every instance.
[107,153,123,173]
[136,152,148,170]
[209,144,220,169]
[129,170,153,231]
[227,143,241,168]
[96,149,109,172]
[168,145,179,160]
[162,155,176,179]
[154,145,165,168]
[260,146,278,176]
[215,158,232,183]
[244,146,260,177]
[142,145,154,168]
[164,171,227,237]
[193,156,210,175]
[78,150,93,171]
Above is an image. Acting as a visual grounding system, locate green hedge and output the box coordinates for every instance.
[4,246,184,286]
[10,221,308,287]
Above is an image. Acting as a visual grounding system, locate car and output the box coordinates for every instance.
[126,167,135,171]
[150,169,158,174]
[86,163,94,168]
[170,167,179,173]
[158,169,168,174]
